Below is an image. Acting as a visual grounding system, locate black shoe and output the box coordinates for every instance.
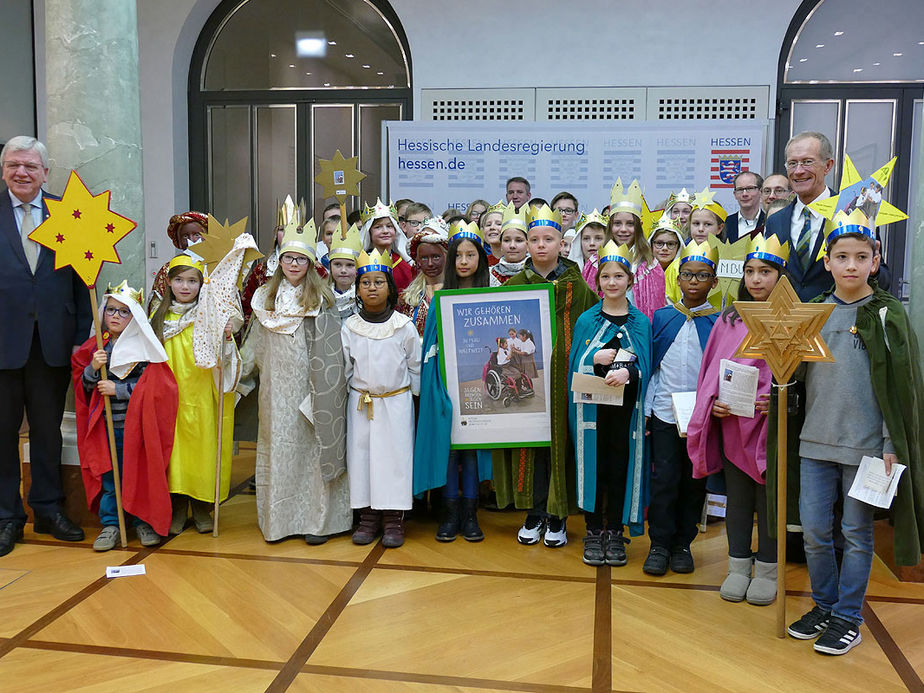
[669,545,694,573]
[304,534,328,545]
[582,530,605,566]
[813,616,862,655]
[604,529,629,566]
[436,497,460,542]
[643,545,670,575]
[33,511,84,542]
[460,498,484,542]
[788,605,831,640]
[0,522,24,557]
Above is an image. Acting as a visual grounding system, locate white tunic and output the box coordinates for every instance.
[342,311,421,510]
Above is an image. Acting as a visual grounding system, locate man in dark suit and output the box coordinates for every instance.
[763,131,889,301]
[724,170,767,242]
[0,136,90,556]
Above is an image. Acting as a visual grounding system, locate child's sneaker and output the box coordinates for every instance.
[582,530,604,566]
[93,526,120,552]
[669,545,694,573]
[544,517,567,547]
[813,616,862,655]
[787,605,831,639]
[517,514,545,545]
[643,545,670,575]
[604,529,629,566]
[135,522,161,547]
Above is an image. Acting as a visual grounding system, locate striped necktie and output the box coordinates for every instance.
[20,202,38,273]
[796,207,813,270]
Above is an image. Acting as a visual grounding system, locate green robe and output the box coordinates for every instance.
[491,260,598,518]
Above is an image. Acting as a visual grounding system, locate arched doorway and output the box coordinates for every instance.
[188,0,411,251]
[776,0,924,297]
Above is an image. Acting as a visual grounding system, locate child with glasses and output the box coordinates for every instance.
[634,216,684,320]
[642,241,719,576]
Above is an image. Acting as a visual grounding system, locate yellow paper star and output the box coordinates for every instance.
[640,197,662,237]
[808,154,907,228]
[707,234,751,301]
[316,150,366,202]
[195,215,263,274]
[29,170,136,287]
[734,276,835,383]
[693,187,716,209]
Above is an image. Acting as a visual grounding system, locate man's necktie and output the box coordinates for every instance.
[20,202,38,273]
[796,207,812,270]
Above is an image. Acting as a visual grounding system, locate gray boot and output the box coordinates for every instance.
[719,556,752,602]
[746,560,777,606]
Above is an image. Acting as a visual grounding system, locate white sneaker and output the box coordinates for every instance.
[93,526,119,552]
[135,522,162,547]
[517,515,545,545]
[544,517,568,547]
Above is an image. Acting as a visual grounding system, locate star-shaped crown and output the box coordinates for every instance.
[576,209,609,234]
[501,201,528,234]
[356,248,394,275]
[597,239,634,271]
[105,279,143,306]
[449,219,485,245]
[279,216,317,260]
[328,222,363,261]
[526,203,563,233]
[746,235,791,268]
[609,178,644,219]
[680,239,720,269]
[360,198,398,226]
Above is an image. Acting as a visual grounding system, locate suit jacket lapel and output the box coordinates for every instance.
[0,191,33,272]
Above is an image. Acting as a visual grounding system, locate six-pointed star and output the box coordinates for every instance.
[316,150,366,201]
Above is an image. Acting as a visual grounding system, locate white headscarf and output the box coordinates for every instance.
[94,290,169,379]
[361,209,412,264]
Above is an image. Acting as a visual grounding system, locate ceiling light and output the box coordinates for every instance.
[873,62,880,66]
[362,64,370,69]
[893,52,903,56]
[296,32,326,57]
[270,53,277,58]
[288,64,295,68]
[376,71,384,75]
[834,31,844,36]
[799,58,808,62]
[323,82,330,86]
[345,53,355,58]
[853,68,863,72]
[305,72,312,75]
[328,40,336,45]
[816,44,824,48]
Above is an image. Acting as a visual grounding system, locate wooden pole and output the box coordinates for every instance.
[212,354,224,538]
[88,288,128,548]
[338,201,348,240]
[775,382,789,638]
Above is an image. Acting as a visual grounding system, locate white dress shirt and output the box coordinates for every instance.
[790,188,831,254]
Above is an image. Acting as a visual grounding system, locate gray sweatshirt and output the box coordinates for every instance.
[800,294,893,465]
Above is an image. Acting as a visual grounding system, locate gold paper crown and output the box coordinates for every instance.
[279,216,317,260]
[746,235,791,268]
[667,188,695,207]
[647,213,683,241]
[827,208,874,243]
[692,187,727,222]
[449,219,485,245]
[526,203,563,233]
[168,253,205,274]
[597,239,634,271]
[360,198,398,226]
[575,209,609,235]
[486,200,507,215]
[679,239,720,269]
[609,178,644,219]
[356,248,394,276]
[275,194,298,228]
[501,201,528,234]
[105,279,143,306]
[328,222,363,262]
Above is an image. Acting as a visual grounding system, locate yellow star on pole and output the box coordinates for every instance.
[316,150,366,203]
[194,215,263,274]
[734,276,835,383]
[640,196,662,237]
[29,170,136,287]
[809,154,907,228]
[707,233,750,302]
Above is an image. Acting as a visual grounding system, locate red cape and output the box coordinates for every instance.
[71,338,178,536]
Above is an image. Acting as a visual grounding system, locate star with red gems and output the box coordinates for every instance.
[55,233,65,243]
[84,250,94,260]
[105,223,114,233]
[734,276,835,383]
[72,209,81,219]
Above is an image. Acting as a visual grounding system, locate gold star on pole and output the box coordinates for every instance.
[640,197,662,237]
[734,276,835,383]
[809,154,907,228]
[194,215,263,274]
[29,170,136,287]
[316,150,366,203]
[707,234,750,302]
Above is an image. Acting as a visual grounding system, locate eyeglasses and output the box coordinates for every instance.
[104,306,132,318]
[2,161,42,173]
[398,216,407,223]
[554,207,577,216]
[359,278,388,288]
[733,186,759,194]
[405,219,424,229]
[280,254,309,266]
[785,159,818,171]
[679,271,715,282]
[652,240,680,250]
[761,186,790,196]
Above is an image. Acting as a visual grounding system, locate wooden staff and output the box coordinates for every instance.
[88,288,128,548]
[338,201,349,240]
[775,382,789,638]
[212,347,225,537]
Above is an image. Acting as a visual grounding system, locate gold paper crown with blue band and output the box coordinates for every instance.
[609,178,644,219]
[826,208,875,243]
[168,253,205,274]
[105,279,143,306]
[679,239,720,269]
[486,199,507,215]
[692,187,727,222]
[597,239,634,271]
[279,216,317,260]
[328,222,363,262]
[501,202,528,234]
[526,204,562,232]
[449,219,485,245]
[356,248,394,275]
[575,209,609,235]
[647,213,683,240]
[360,198,398,226]
[746,235,790,269]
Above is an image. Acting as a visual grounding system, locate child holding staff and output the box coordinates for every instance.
[568,241,651,566]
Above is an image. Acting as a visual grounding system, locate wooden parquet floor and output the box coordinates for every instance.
[1,444,922,692]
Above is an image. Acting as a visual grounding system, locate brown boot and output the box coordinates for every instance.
[169,494,188,535]
[381,510,405,548]
[190,499,214,533]
[352,508,381,545]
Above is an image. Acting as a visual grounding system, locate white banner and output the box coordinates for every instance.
[383,120,768,215]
